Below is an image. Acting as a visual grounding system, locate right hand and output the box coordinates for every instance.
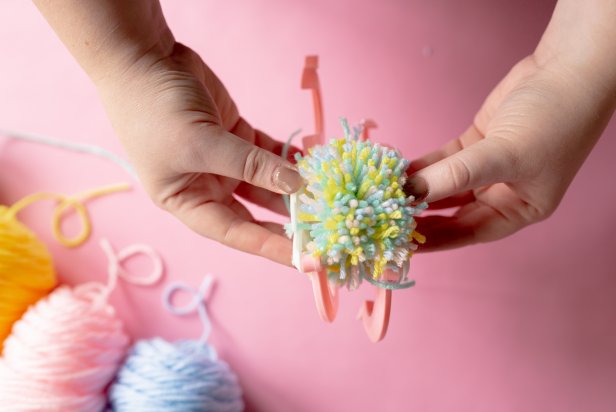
[405,53,615,251]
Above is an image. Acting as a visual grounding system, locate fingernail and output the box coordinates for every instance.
[403,175,428,201]
[273,165,304,194]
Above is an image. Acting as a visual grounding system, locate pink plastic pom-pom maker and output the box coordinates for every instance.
[288,56,426,342]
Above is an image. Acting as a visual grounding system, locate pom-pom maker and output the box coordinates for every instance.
[289,56,423,342]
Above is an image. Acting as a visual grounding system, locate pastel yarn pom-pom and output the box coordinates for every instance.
[0,206,55,346]
[109,338,244,412]
[0,284,129,411]
[290,118,427,289]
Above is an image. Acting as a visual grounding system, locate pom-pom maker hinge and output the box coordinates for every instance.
[291,56,398,342]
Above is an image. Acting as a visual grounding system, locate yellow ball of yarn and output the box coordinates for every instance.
[0,183,131,348]
[0,206,56,346]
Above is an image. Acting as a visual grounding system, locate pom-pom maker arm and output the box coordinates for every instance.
[292,56,339,323]
[292,56,393,342]
[301,55,325,149]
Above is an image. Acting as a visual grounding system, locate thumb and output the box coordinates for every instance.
[190,125,304,194]
[404,138,519,203]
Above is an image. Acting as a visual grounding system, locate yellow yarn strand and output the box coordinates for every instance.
[0,182,130,346]
[5,182,130,247]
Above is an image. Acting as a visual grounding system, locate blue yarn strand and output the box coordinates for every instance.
[163,274,215,344]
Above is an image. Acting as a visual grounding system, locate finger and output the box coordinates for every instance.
[235,181,289,216]
[230,118,302,161]
[226,195,255,221]
[227,198,289,238]
[186,123,304,195]
[415,185,527,252]
[214,195,290,250]
[408,139,463,174]
[413,215,475,251]
[407,125,484,173]
[259,221,288,237]
[415,206,512,252]
[426,191,475,210]
[404,135,519,203]
[254,129,302,162]
[176,198,293,266]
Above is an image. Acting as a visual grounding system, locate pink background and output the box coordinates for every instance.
[1,1,615,411]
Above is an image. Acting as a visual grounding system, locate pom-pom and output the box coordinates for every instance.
[289,118,426,289]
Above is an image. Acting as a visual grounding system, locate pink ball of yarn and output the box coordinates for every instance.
[0,283,129,411]
[0,239,163,412]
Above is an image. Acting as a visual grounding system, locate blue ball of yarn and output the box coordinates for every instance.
[109,338,244,412]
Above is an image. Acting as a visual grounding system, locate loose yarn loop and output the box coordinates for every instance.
[0,239,163,412]
[0,183,130,347]
[109,275,244,412]
[6,182,131,248]
[163,274,215,344]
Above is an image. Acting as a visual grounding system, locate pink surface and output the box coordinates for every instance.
[1,1,615,411]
